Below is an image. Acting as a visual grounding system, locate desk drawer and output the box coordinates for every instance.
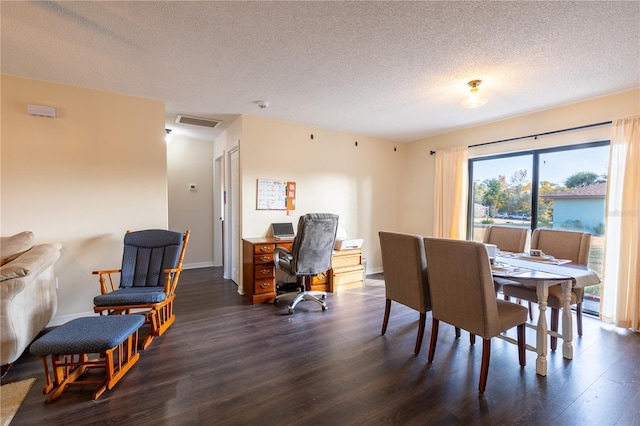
[253,244,275,255]
[254,253,274,264]
[254,264,275,279]
[332,255,361,268]
[255,279,275,294]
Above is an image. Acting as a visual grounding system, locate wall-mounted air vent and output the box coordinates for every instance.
[175,115,221,128]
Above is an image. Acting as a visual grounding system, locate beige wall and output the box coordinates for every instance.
[1,75,168,324]
[4,74,636,321]
[167,134,214,267]
[405,89,640,237]
[238,115,405,276]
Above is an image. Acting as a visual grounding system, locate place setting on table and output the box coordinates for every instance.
[484,243,600,376]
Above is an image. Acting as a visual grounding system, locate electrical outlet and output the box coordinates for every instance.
[188,183,197,191]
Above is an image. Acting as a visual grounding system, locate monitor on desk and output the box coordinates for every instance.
[271,222,295,240]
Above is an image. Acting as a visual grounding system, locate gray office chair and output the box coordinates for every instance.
[273,213,339,314]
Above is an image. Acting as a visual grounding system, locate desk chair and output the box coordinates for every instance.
[423,237,527,393]
[274,213,339,314]
[502,229,591,350]
[378,231,431,354]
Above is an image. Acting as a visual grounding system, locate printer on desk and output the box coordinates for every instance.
[334,237,363,250]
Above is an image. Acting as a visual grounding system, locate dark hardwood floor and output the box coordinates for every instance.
[3,267,639,425]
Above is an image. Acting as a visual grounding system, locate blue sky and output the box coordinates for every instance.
[473,145,609,186]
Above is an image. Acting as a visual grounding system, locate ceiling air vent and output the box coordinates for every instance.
[175,115,221,128]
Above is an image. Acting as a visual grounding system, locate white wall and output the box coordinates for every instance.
[167,134,214,268]
[1,75,168,324]
[404,89,640,237]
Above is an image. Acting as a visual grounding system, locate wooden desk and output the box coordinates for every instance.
[242,238,364,304]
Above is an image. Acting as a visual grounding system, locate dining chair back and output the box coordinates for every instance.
[378,231,431,354]
[423,237,527,392]
[531,229,590,265]
[483,226,530,253]
[483,225,532,294]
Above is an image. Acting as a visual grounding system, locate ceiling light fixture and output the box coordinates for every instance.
[461,79,488,109]
[165,128,173,144]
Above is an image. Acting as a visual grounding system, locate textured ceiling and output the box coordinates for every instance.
[2,1,639,142]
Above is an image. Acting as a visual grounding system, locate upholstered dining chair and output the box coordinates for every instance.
[93,229,190,349]
[483,225,531,295]
[378,231,431,354]
[483,225,530,254]
[502,229,591,350]
[423,237,527,393]
[274,213,339,314]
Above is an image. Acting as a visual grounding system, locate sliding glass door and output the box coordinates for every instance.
[468,141,609,314]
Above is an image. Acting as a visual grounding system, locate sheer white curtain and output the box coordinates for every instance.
[601,115,640,331]
[433,147,468,239]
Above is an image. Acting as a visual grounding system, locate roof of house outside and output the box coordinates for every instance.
[543,183,607,199]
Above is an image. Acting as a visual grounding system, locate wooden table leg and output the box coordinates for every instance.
[561,280,574,360]
[535,283,550,376]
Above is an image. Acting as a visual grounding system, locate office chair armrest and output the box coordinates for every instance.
[273,247,293,263]
[92,269,122,294]
[273,247,292,267]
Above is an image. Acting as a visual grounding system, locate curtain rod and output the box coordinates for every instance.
[429,120,612,155]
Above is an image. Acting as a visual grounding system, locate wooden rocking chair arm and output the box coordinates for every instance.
[92,269,122,275]
[162,267,183,295]
[92,269,121,294]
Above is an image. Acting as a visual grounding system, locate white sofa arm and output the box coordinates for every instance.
[1,243,61,366]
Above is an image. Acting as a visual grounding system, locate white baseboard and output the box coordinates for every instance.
[183,261,214,269]
[48,311,95,327]
[366,266,383,275]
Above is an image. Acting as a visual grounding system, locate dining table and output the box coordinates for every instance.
[492,252,600,376]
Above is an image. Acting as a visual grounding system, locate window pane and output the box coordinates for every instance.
[538,145,609,314]
[471,154,533,243]
[469,142,609,316]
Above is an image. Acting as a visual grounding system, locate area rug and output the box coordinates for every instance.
[0,378,36,426]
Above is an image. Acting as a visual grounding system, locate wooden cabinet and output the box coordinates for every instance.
[242,238,292,304]
[330,249,364,292]
[242,239,364,304]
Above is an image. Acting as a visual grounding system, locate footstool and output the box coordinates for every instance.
[30,315,145,402]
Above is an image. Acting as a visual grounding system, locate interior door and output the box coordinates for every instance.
[213,155,224,267]
[229,147,240,285]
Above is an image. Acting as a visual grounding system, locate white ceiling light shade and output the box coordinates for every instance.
[461,79,488,109]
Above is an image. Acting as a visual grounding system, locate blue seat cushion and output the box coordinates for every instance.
[94,287,167,306]
[30,315,145,355]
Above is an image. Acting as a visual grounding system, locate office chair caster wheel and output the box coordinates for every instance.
[273,298,279,305]
[288,308,294,315]
[322,305,328,312]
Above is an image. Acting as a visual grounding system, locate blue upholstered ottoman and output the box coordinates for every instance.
[30,315,145,402]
